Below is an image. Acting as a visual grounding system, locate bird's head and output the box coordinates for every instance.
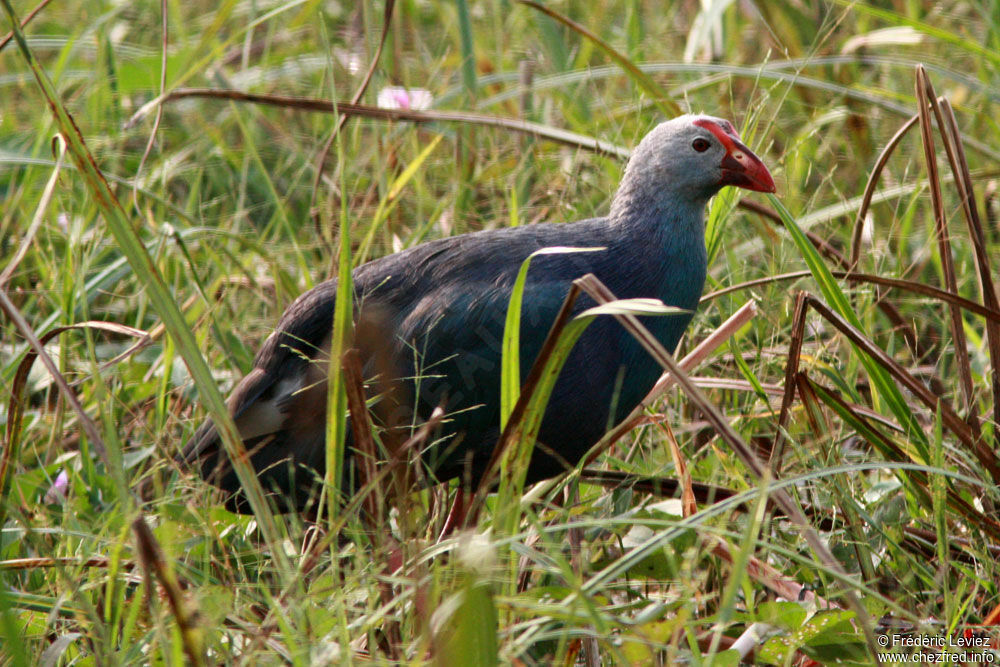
[615,115,775,214]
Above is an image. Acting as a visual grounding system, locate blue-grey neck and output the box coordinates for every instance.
[585,136,718,420]
[604,145,717,313]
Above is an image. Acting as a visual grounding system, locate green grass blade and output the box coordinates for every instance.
[496,314,592,535]
[0,585,30,667]
[455,0,478,97]
[497,298,686,535]
[500,246,604,430]
[767,193,928,452]
[323,205,353,530]
[356,134,444,266]
[323,99,356,532]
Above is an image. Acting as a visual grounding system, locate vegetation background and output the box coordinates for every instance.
[2,0,999,664]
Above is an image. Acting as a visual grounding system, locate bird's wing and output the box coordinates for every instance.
[177,271,410,499]
[177,218,615,499]
[177,280,340,484]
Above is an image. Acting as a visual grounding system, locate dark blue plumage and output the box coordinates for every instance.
[182,115,775,512]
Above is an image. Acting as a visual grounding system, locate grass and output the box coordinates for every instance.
[2,0,1000,664]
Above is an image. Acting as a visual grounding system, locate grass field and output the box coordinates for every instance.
[2,0,1000,664]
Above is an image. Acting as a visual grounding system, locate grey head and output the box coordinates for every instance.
[609,114,775,225]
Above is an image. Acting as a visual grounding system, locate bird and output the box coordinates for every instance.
[180,115,775,513]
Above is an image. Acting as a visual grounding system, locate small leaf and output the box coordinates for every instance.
[755,601,807,632]
[759,610,861,665]
[432,581,498,667]
[579,298,688,318]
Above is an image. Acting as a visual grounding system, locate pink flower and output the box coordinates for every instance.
[377,87,433,111]
[44,469,70,504]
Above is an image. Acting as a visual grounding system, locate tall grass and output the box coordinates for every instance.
[2,0,999,664]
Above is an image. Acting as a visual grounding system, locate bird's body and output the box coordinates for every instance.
[182,115,774,512]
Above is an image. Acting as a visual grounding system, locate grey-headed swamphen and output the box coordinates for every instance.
[181,115,775,512]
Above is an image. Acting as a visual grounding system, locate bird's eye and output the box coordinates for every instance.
[692,137,711,152]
